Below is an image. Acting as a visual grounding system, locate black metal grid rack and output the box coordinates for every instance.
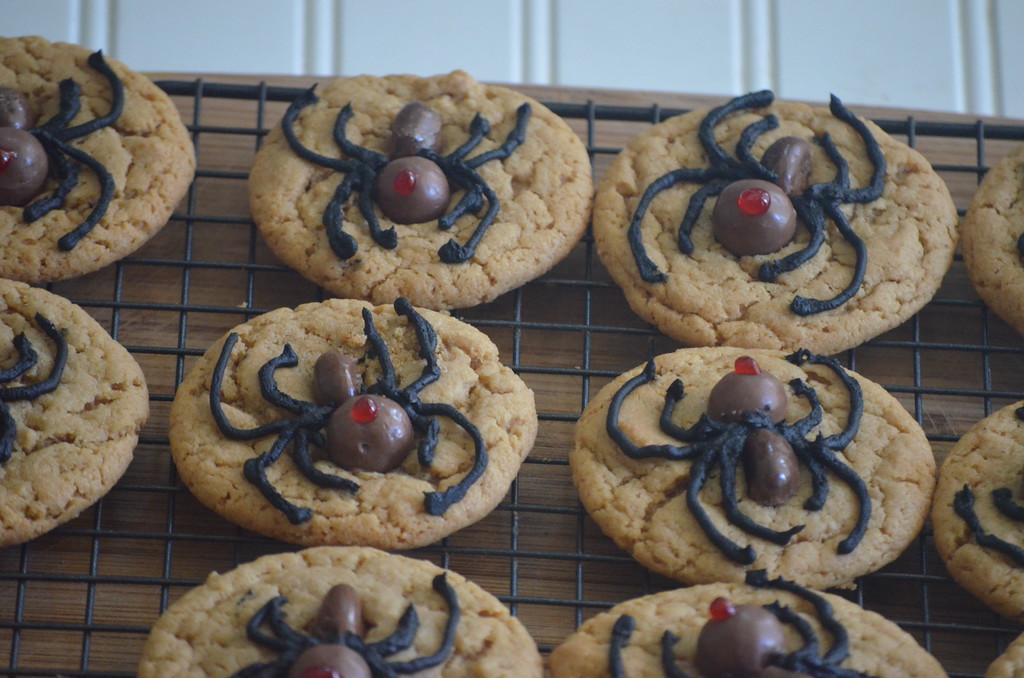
[2,79,1024,677]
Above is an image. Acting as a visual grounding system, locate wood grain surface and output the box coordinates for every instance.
[2,76,1024,677]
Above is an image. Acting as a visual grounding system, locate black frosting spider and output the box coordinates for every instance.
[0,313,68,465]
[209,297,487,524]
[22,50,124,250]
[607,570,878,678]
[626,90,885,316]
[953,404,1024,565]
[232,573,459,678]
[606,349,869,565]
[281,88,531,264]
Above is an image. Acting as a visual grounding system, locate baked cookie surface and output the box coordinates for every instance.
[932,400,1024,620]
[0,36,195,282]
[988,629,1024,678]
[570,346,935,589]
[169,298,537,549]
[0,279,148,547]
[549,572,946,678]
[249,70,592,310]
[593,91,958,355]
[138,545,542,678]
[962,144,1024,339]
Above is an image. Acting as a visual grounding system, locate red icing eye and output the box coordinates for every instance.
[393,168,417,196]
[300,668,343,678]
[709,596,736,621]
[350,396,379,424]
[734,356,761,376]
[0,148,14,174]
[736,187,771,216]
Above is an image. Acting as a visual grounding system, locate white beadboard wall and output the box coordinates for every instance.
[3,0,1021,117]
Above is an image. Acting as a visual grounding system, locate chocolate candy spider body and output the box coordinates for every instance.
[281,89,531,264]
[208,298,488,524]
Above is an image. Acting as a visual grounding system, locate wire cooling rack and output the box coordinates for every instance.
[2,79,1024,677]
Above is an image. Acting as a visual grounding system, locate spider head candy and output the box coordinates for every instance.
[0,127,48,206]
[233,573,459,678]
[696,597,788,678]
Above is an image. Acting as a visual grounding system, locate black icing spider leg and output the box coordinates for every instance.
[628,167,718,283]
[0,314,68,465]
[953,485,1024,566]
[676,179,730,255]
[686,429,757,564]
[323,171,363,259]
[210,334,357,524]
[420,102,532,264]
[367,574,459,675]
[23,51,124,248]
[757,195,828,283]
[606,360,703,460]
[993,487,1024,520]
[698,90,775,173]
[788,349,863,449]
[418,401,488,516]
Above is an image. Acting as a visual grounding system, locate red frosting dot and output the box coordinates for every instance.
[736,187,771,216]
[709,596,736,621]
[734,356,761,376]
[393,168,417,196]
[0,148,14,174]
[300,668,343,678]
[350,396,379,424]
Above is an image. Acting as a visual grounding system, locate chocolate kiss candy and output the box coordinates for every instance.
[0,87,35,130]
[286,644,370,678]
[388,101,443,159]
[696,602,787,677]
[0,128,48,206]
[762,136,813,195]
[706,357,788,424]
[313,583,365,639]
[711,179,797,256]
[325,394,415,472]
[312,353,363,407]
[375,156,450,224]
[743,428,800,506]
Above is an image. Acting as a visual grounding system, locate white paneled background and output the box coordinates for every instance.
[3,0,1022,117]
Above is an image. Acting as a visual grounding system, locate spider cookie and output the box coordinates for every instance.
[931,400,1024,620]
[0,36,195,282]
[138,545,542,677]
[0,279,148,547]
[570,346,935,589]
[248,70,592,310]
[593,90,958,354]
[169,297,537,548]
[549,570,946,678]
[962,144,1024,339]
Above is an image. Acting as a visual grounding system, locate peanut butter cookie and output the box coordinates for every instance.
[0,279,148,547]
[249,70,592,310]
[0,36,195,282]
[138,546,542,677]
[570,346,935,589]
[169,298,537,548]
[593,91,958,354]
